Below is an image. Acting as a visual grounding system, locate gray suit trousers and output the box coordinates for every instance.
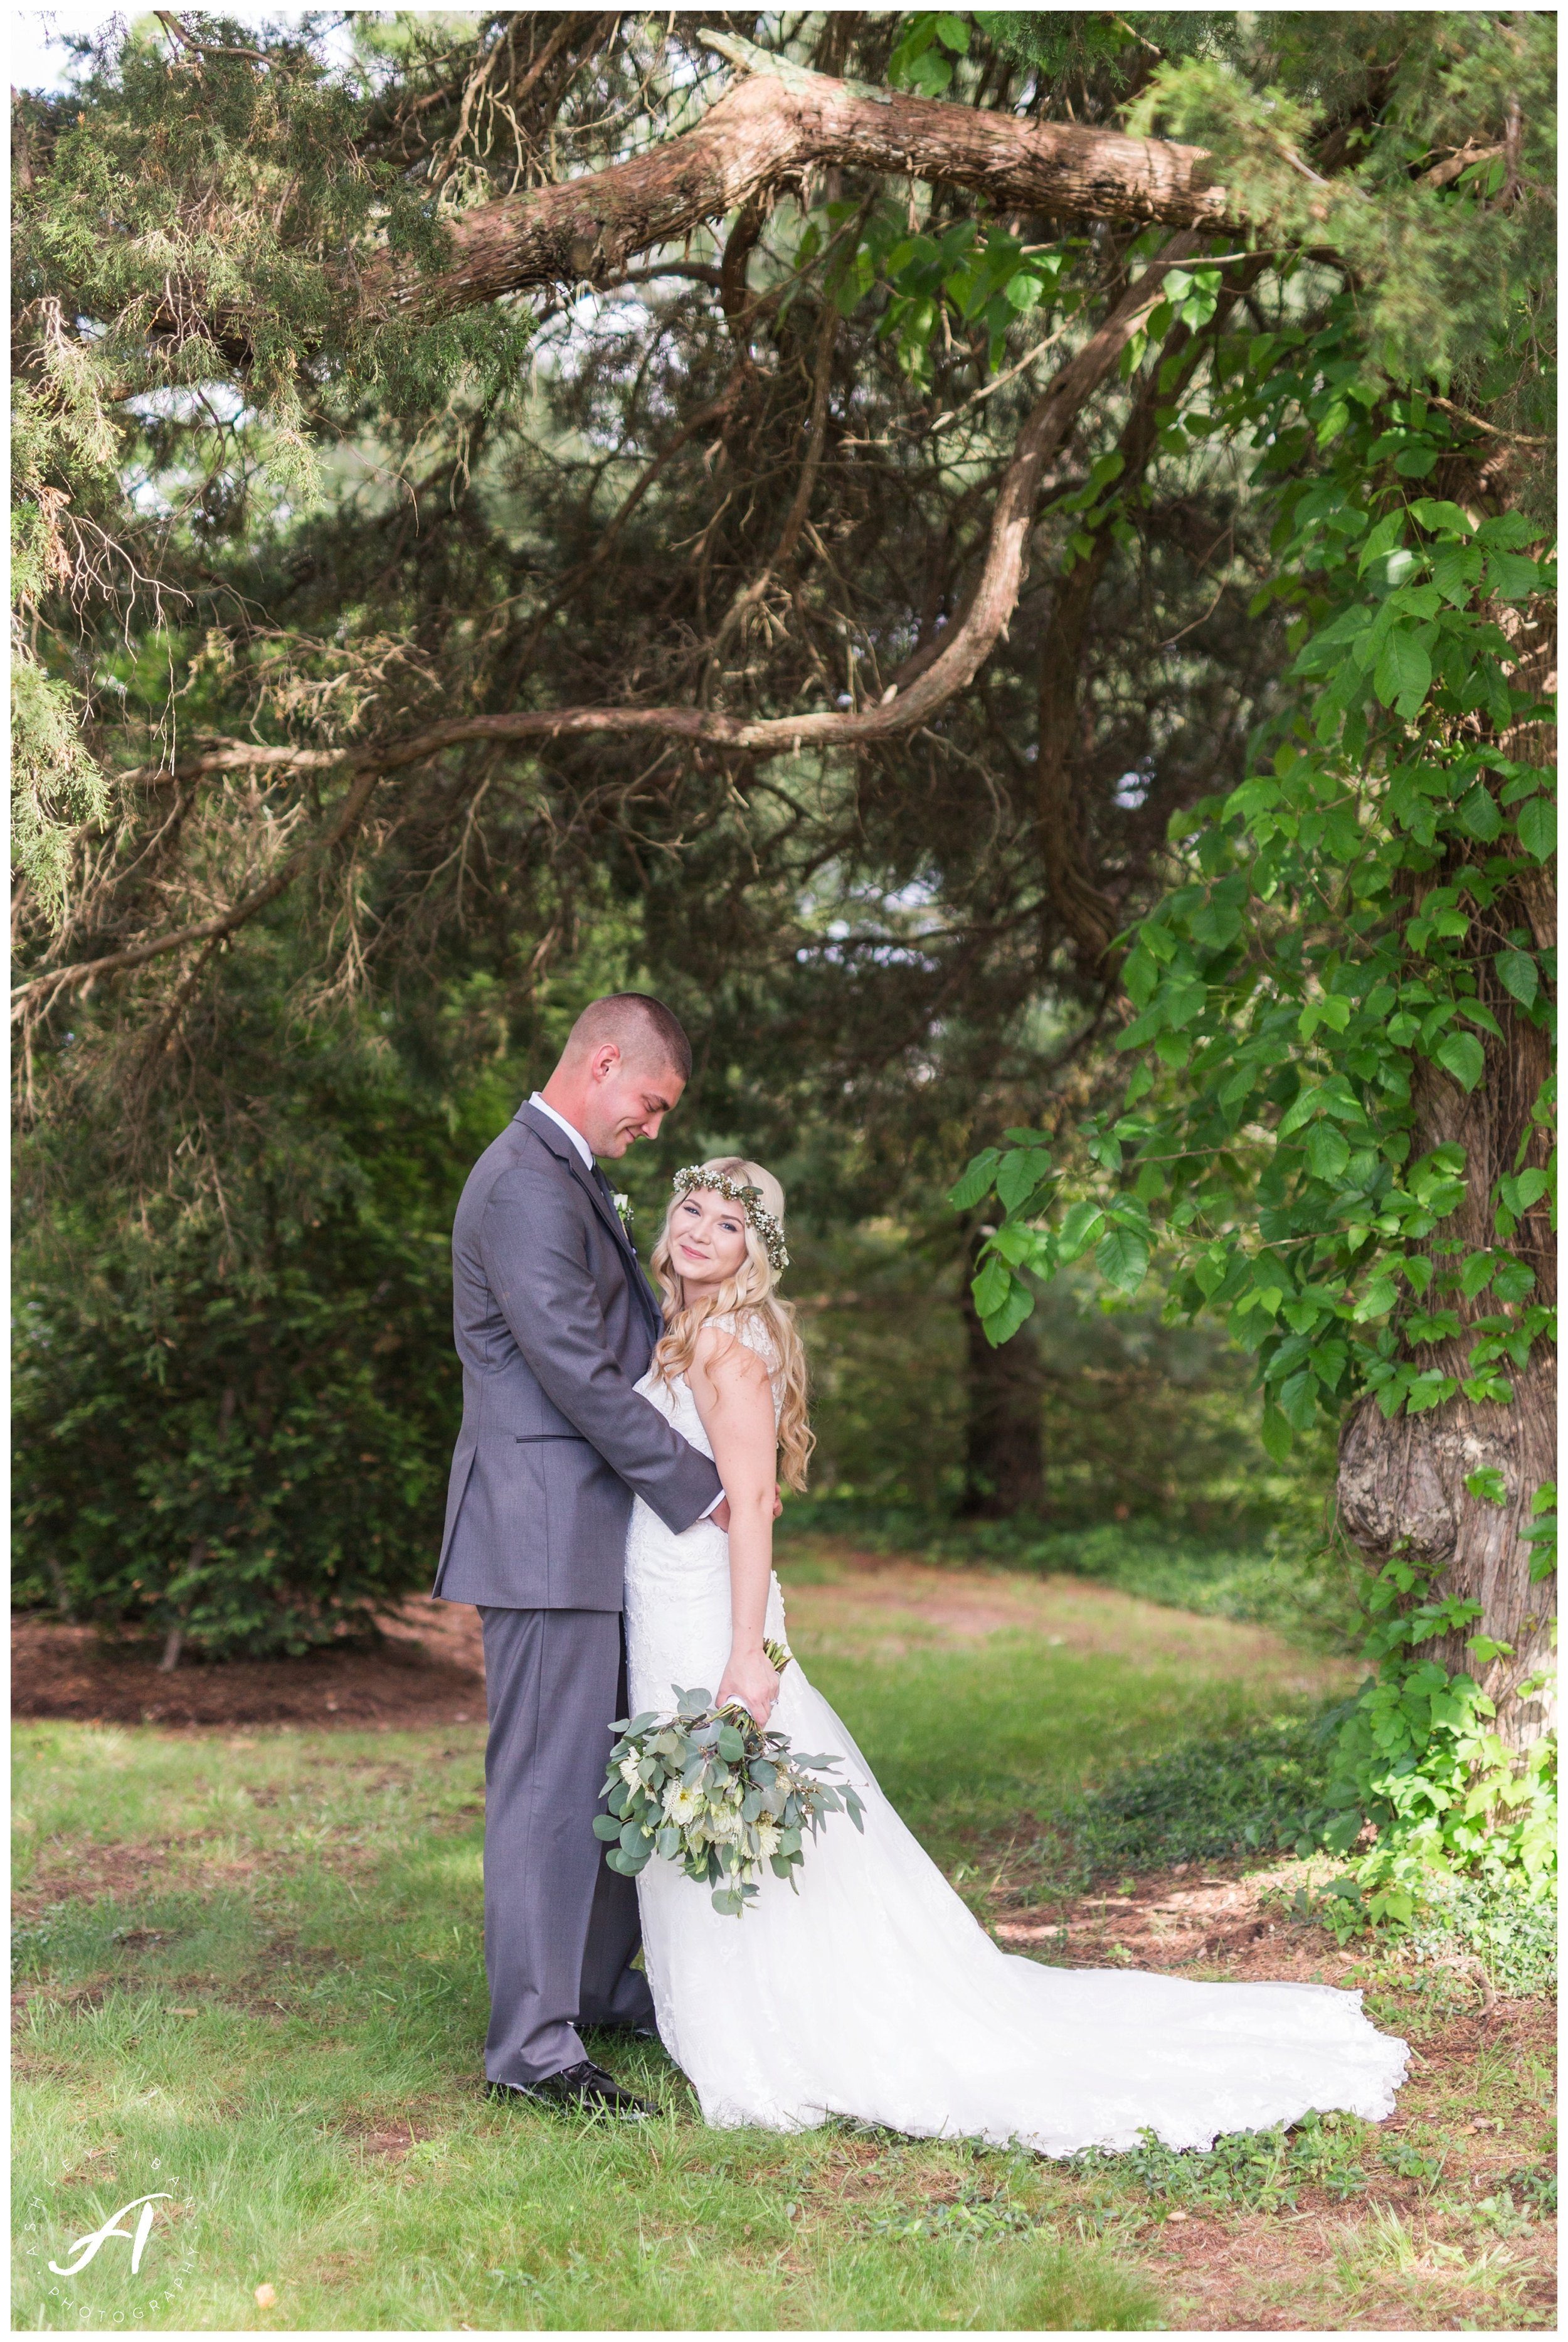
[479,1605,655,2085]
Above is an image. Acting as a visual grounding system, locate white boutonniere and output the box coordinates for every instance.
[612,1191,633,1233]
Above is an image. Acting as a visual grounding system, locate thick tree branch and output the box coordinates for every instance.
[366,43,1229,322]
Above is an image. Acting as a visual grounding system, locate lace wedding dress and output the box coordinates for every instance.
[623,1315,1408,2156]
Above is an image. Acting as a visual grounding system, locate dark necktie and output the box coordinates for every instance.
[591,1160,630,1244]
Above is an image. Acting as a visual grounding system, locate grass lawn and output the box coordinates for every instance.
[13,1554,1555,2331]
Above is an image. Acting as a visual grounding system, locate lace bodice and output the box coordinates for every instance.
[637,1310,783,1446]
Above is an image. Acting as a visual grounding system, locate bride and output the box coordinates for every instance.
[623,1156,1409,2156]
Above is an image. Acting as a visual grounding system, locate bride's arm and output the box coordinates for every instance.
[687,1326,781,1727]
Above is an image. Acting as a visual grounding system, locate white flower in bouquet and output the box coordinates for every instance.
[596,1640,866,1917]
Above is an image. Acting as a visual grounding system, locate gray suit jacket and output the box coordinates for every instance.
[431,1104,723,1610]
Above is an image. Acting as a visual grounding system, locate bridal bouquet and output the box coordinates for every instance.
[595,1642,864,1916]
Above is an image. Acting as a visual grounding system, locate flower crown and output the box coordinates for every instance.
[669,1164,790,1274]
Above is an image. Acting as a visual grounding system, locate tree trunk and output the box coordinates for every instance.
[1337,612,1556,1752]
[1338,1351,1555,1749]
[959,1243,1047,1518]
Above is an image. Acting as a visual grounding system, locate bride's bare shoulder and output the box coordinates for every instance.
[691,1312,774,1387]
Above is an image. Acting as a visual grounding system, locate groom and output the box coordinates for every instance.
[432,993,726,2116]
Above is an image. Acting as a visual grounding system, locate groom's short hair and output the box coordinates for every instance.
[565,993,692,1083]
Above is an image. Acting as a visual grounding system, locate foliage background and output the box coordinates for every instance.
[12,5,1352,1656]
[8,8,1554,1945]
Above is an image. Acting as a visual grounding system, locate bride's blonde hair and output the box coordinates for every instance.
[649,1156,814,1491]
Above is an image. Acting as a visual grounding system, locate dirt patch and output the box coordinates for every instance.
[15,1556,1350,1732]
[990,1858,1372,1979]
[1143,2181,1556,2331]
[15,1833,255,1919]
[14,1809,423,1922]
[12,1600,485,1732]
[356,2119,426,2158]
[987,1851,1541,2002]
[337,2101,450,2158]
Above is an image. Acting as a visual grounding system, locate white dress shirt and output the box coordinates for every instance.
[527,1090,594,1168]
[525,1093,721,1520]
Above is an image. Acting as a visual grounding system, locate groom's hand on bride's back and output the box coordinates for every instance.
[710,1484,781,1536]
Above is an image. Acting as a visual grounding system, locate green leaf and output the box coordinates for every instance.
[1123,945,1158,1006]
[933,11,970,49]
[1278,1368,1317,1432]
[1458,1252,1495,1300]
[1353,1280,1398,1322]
[1094,1225,1149,1295]
[1516,796,1556,861]
[1305,1122,1350,1180]
[1430,543,1482,605]
[904,48,953,95]
[1188,895,1245,951]
[980,1278,1036,1347]
[1356,510,1405,575]
[1259,1403,1292,1462]
[1502,1167,1550,1211]
[996,1146,1051,1215]
[1465,1467,1508,1507]
[1485,550,1540,599]
[1434,1031,1485,1092]
[1056,1200,1104,1262]
[1454,784,1502,841]
[948,1148,1000,1210]
[1475,511,1536,548]
[990,1220,1041,1267]
[1491,1258,1536,1306]
[1373,629,1432,718]
[972,1255,1012,1319]
[1408,499,1475,537]
[1495,949,1539,1009]
[592,1813,624,1840]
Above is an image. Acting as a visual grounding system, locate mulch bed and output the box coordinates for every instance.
[11,1600,487,1731]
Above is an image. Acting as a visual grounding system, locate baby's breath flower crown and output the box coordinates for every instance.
[670,1163,790,1272]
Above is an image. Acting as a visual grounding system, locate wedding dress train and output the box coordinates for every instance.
[623,1319,1407,2156]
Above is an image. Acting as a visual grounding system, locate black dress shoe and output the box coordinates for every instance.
[487,2060,655,2119]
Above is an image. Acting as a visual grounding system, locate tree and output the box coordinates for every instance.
[955,14,1555,1913]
